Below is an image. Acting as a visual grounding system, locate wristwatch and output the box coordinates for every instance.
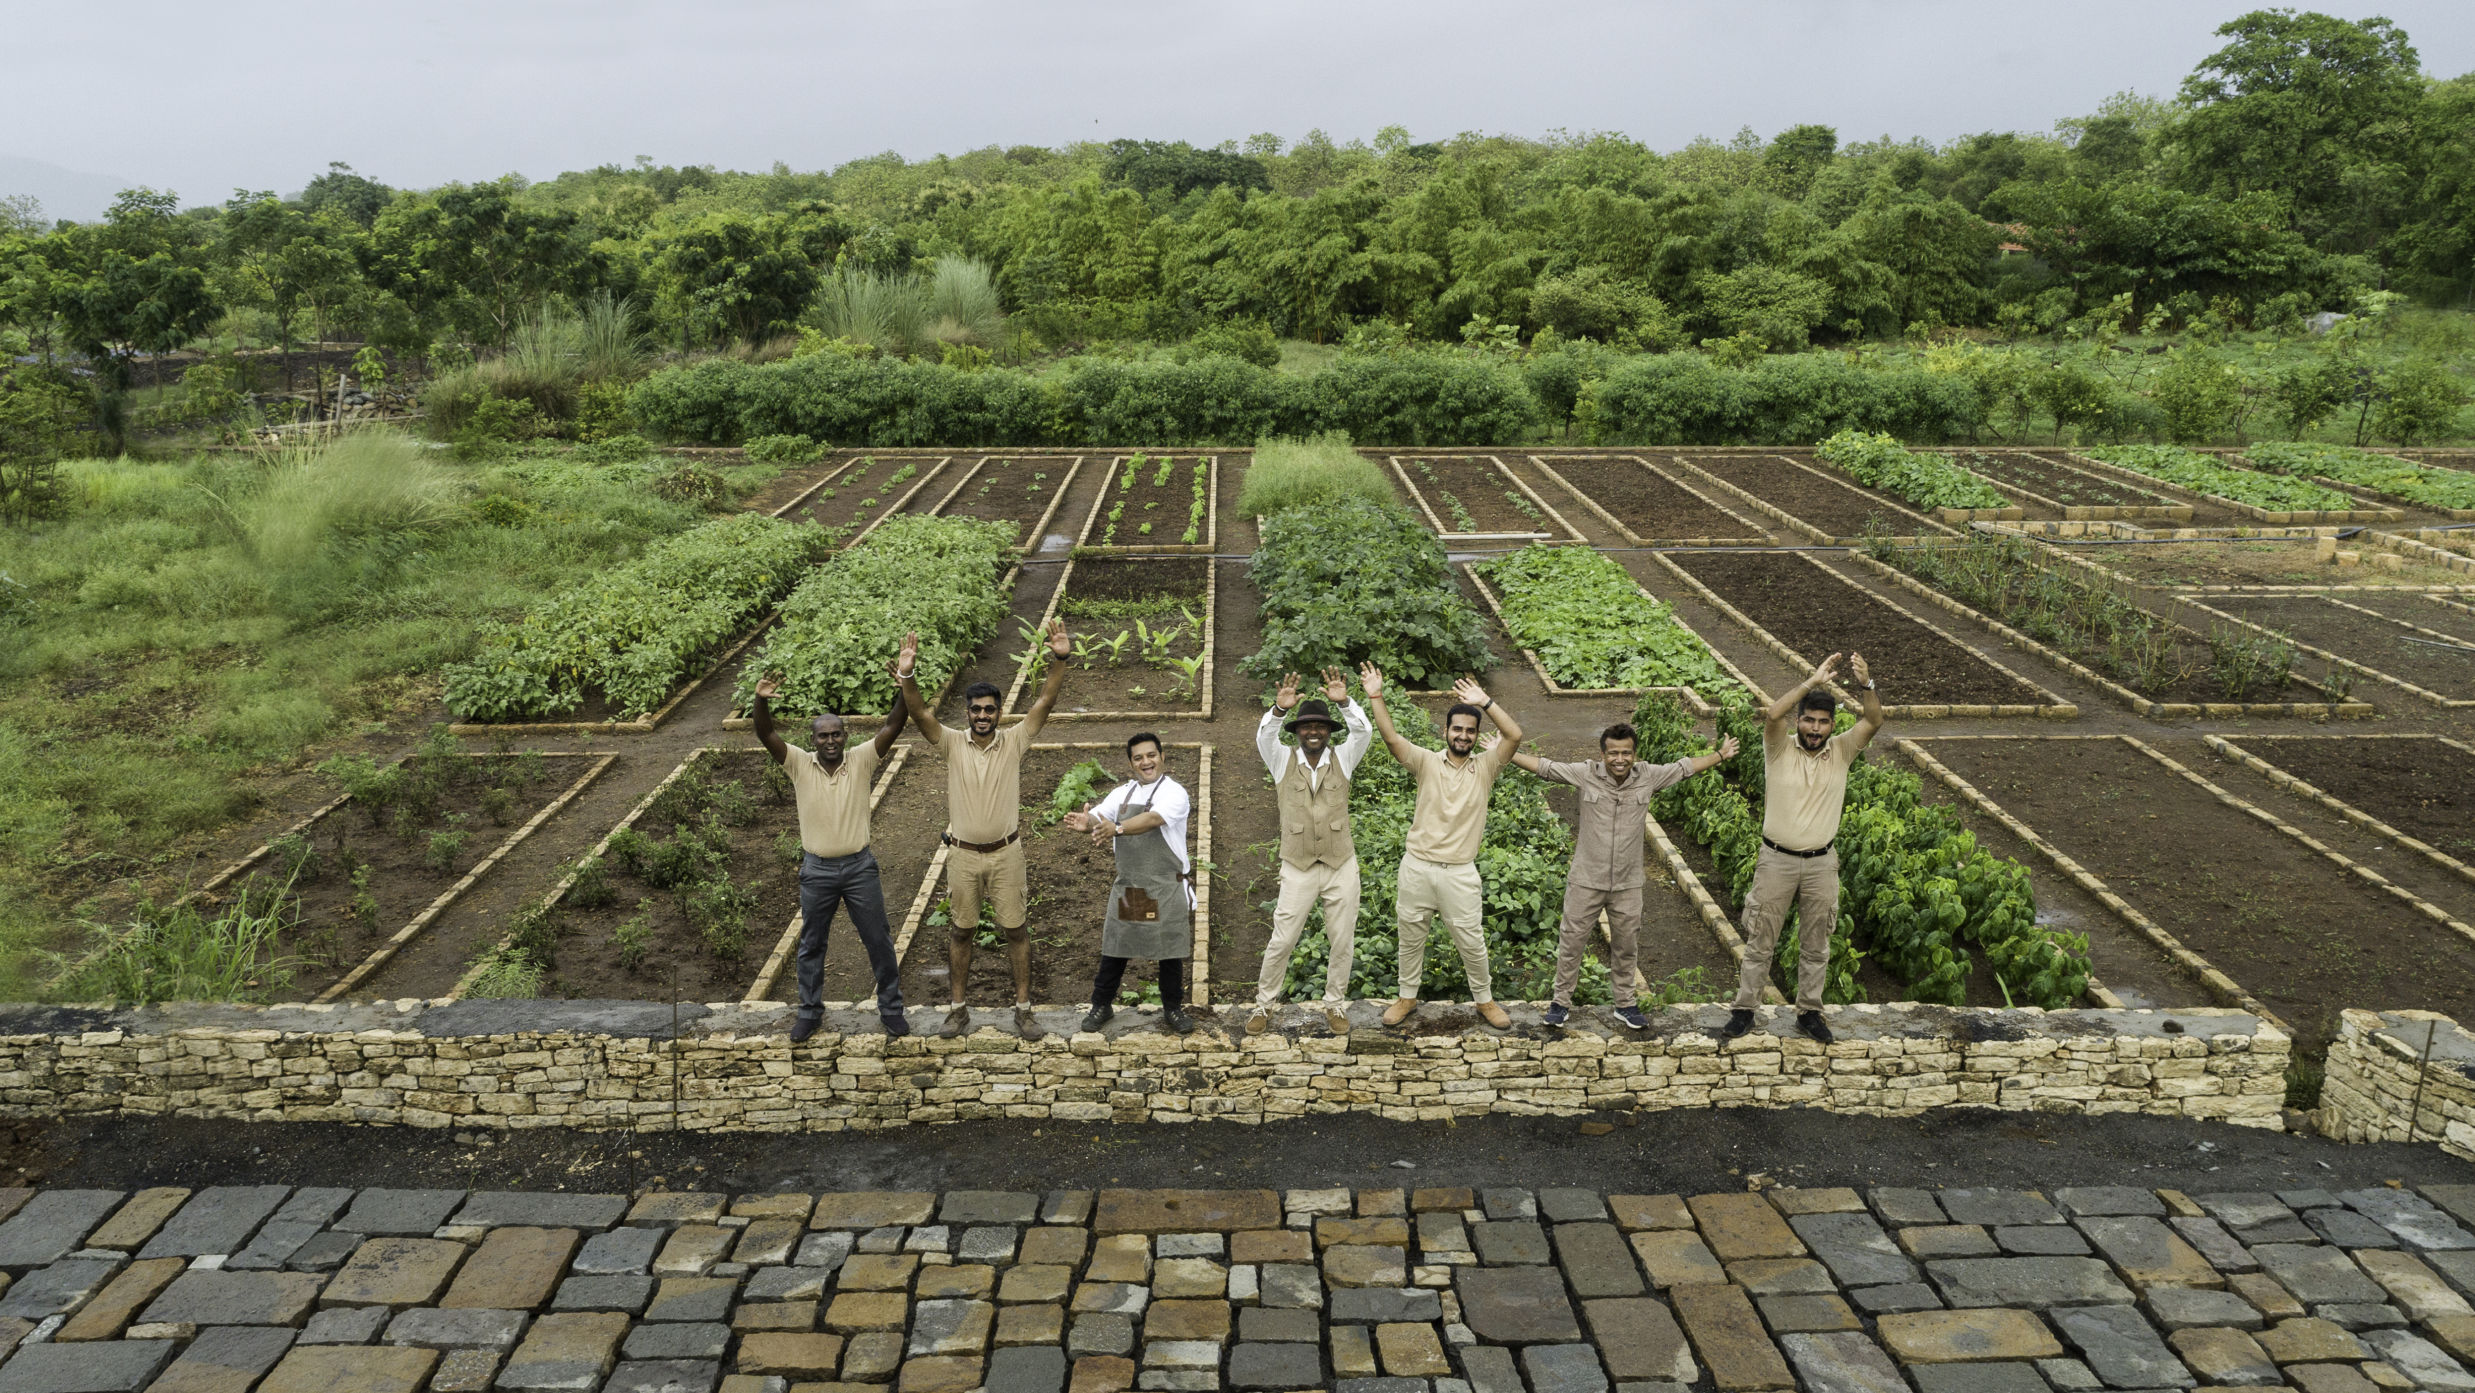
[1861,681,1876,690]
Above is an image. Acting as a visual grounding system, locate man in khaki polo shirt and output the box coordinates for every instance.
[1362,663,1521,1030]
[751,674,911,1043]
[895,621,1074,1040]
[1725,650,1884,1045]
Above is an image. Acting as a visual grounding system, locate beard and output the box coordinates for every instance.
[1798,729,1829,751]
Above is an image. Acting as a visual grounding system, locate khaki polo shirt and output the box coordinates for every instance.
[783,741,883,858]
[1762,723,1861,852]
[1535,757,1693,891]
[1399,739,1516,866]
[933,720,1032,842]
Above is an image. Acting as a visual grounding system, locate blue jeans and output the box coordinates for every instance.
[798,849,903,1020]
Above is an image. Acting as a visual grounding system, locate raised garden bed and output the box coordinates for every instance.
[1011,556,1214,720]
[1946,449,2192,521]
[1669,452,1952,543]
[2052,536,2475,591]
[1658,549,2070,716]
[2347,590,2475,643]
[1525,454,1768,544]
[1392,455,1581,541]
[2071,446,2398,525]
[1075,454,1217,554]
[2209,735,2475,885]
[1463,549,1739,708]
[1917,734,2475,1044]
[2183,594,2475,707]
[915,455,1086,554]
[748,453,954,541]
[2241,443,2475,521]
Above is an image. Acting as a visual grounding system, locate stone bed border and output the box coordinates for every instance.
[2204,733,2475,893]
[1662,453,1961,546]
[1391,454,1587,544]
[1522,453,1772,546]
[1071,454,1220,556]
[923,454,1088,558]
[1003,557,1217,722]
[2175,592,2475,710]
[2319,1008,2475,1161]
[1927,447,2195,522]
[0,998,2289,1133]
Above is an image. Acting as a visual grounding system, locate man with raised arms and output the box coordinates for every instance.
[1249,667,1373,1037]
[894,621,1074,1040]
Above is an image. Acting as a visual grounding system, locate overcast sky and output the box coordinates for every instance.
[8,0,2473,220]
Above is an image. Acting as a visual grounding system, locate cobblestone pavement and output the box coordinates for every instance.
[0,1181,2470,1393]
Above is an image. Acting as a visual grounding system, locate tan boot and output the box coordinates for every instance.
[1324,1006,1352,1036]
[1380,997,1417,1026]
[1245,1010,1270,1036]
[1476,1001,1512,1030]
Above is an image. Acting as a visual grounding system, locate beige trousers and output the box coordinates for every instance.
[1395,853,1492,1003]
[1255,857,1360,1007]
[1554,882,1643,1008]
[1734,845,1838,1011]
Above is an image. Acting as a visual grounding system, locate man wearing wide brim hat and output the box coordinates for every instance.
[1249,667,1373,1036]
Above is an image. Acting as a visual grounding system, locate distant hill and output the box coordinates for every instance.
[0,156,137,224]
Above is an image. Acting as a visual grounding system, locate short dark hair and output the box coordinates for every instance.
[963,682,1002,708]
[1798,690,1838,717]
[1599,722,1637,749]
[1445,703,1485,730]
[1126,732,1162,757]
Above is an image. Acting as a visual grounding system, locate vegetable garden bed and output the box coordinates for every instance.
[2206,735,2475,890]
[1391,455,1582,541]
[1671,452,1954,543]
[1942,449,2193,521]
[752,453,956,542]
[2347,589,2475,641]
[1241,500,1493,694]
[1010,557,1214,720]
[2045,535,2475,591]
[1916,734,2475,1044]
[2178,594,2475,707]
[2241,442,2475,520]
[915,455,1086,554]
[1074,453,1217,555]
[1525,453,1769,545]
[1463,548,1742,710]
[1814,431,2018,523]
[2072,446,2400,524]
[1657,549,2072,716]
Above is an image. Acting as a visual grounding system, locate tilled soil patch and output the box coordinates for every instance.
[1671,551,2052,708]
[1081,453,1211,548]
[741,452,949,537]
[1923,736,2475,1046]
[916,455,1082,550]
[1399,456,1556,535]
[2341,591,2475,643]
[1042,557,1211,717]
[2210,595,2475,700]
[1676,453,1923,538]
[2079,539,2468,589]
[1529,455,1764,541]
[1952,450,2166,510]
[2232,735,2475,862]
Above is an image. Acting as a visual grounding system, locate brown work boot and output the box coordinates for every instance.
[1380,997,1417,1026]
[1245,1010,1270,1036]
[940,1004,970,1038]
[1015,1004,1045,1041]
[1476,1001,1512,1030]
[1324,1006,1351,1036]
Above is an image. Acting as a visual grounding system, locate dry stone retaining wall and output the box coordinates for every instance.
[0,1002,2289,1135]
[2319,1009,2475,1161]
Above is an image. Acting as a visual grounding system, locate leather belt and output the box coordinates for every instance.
[942,830,1021,854]
[1761,837,1835,858]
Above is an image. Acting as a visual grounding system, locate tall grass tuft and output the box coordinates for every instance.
[228,432,463,573]
[815,269,931,356]
[926,257,1007,350]
[1237,432,1397,517]
[426,294,648,432]
[51,882,303,1005]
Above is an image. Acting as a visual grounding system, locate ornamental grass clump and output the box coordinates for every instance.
[1236,432,1396,516]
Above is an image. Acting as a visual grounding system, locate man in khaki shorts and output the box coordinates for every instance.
[895,621,1074,1039]
[1249,667,1373,1037]
[1724,651,1883,1045]
[1362,663,1520,1031]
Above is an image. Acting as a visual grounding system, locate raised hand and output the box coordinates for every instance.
[1451,675,1490,708]
[1358,662,1385,700]
[1808,652,1843,688]
[1477,731,1502,754]
[1322,666,1349,702]
[1717,733,1740,760]
[1276,672,1302,711]
[1046,619,1073,659]
[895,632,920,680]
[1849,652,1872,687]
[1062,806,1093,833]
[755,675,781,700]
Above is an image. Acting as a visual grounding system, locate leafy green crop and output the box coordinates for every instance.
[2082,444,2352,510]
[1241,498,1490,689]
[2245,441,2475,510]
[1475,546,1737,694]
[444,512,829,719]
[1815,430,2008,511]
[736,514,1015,719]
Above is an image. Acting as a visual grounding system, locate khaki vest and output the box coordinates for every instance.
[1277,753,1354,870]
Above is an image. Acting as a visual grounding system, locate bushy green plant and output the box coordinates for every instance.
[1179,320,1281,368]
[1587,354,1990,445]
[648,460,728,507]
[744,433,824,463]
[1474,546,1737,693]
[2081,444,2353,510]
[2245,441,2475,510]
[1815,430,2009,511]
[1236,433,1395,516]
[1241,498,1490,688]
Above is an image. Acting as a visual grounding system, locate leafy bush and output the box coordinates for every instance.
[2080,445,2353,510]
[1587,354,1990,445]
[1814,429,2009,511]
[745,433,824,463]
[1236,432,1395,516]
[649,460,728,507]
[1242,498,1490,689]
[1179,320,1281,368]
[1474,546,1738,694]
[444,511,830,719]
[736,514,1016,720]
[2245,441,2475,511]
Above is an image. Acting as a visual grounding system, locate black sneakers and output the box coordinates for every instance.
[1721,1008,1756,1039]
[1164,1007,1197,1035]
[790,1016,821,1044]
[1798,1011,1834,1043]
[1081,1004,1114,1033]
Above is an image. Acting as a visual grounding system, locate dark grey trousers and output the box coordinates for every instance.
[798,849,904,1021]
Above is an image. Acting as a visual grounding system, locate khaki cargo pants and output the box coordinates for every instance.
[1734,844,1837,1011]
[1554,882,1642,1009]
[1256,856,1360,1007]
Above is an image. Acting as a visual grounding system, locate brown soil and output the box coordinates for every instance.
[740,453,949,536]
[1670,552,2052,708]
[919,456,1081,549]
[2211,595,2475,701]
[1084,455,1212,548]
[1953,451,2164,510]
[2327,592,2475,646]
[1401,457,1554,535]
[1045,558,1210,717]
[2078,540,2470,589]
[1675,453,1920,539]
[1532,456,1764,541]
[1923,736,2475,1047]
[230,754,592,998]
[2231,736,2475,862]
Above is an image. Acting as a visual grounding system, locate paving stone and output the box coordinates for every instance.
[734,1219,808,1268]
[2161,1219,2251,1275]
[1070,1313,1136,1357]
[1044,1191,1094,1226]
[284,1229,375,1272]
[844,1329,905,1379]
[1459,1345,1522,1393]
[1482,1190,1536,1222]
[2255,1246,2384,1306]
[600,1360,716,1393]
[53,1257,182,1341]
[2354,1247,2474,1319]
[2362,1328,2475,1391]
[447,1192,626,1230]
[1534,1190,1606,1224]
[2050,1306,2194,1389]
[1875,1190,1949,1227]
[224,1221,329,1273]
[2342,1189,2475,1251]
[334,1189,464,1238]
[383,1305,528,1350]
[1325,1218,1413,1250]
[1286,1189,1353,1220]
[1000,1265,1074,1305]
[1332,1290,1443,1324]
[1333,1380,1427,1393]
[2285,1366,2379,1393]
[1070,1284,1150,1317]
[1556,1225,1644,1298]
[2165,1328,2278,1387]
[1880,1310,2065,1363]
[898,1354,984,1393]
[2435,1314,2475,1363]
[1906,1227,2001,1259]
[82,1190,190,1253]
[1327,1246,1409,1287]
[1471,1222,1549,1266]
[436,1225,576,1310]
[553,1274,655,1312]
[137,1269,323,1327]
[2226,1273,2302,1319]
[1929,1259,2137,1310]
[995,1303,1064,1346]
[1520,1343,1609,1393]
[986,1345,1070,1393]
[1154,1259,1226,1299]
[1608,1197,1693,1232]
[1227,1341,1320,1389]
[1945,1192,2066,1228]
[1413,1189,1474,1215]
[144,1324,296,1393]
[1908,1365,2054,1393]
[2257,1317,2368,1363]
[1729,1259,1835,1296]
[1761,1293,1860,1333]
[1019,1226,1091,1267]
[256,1343,435,1393]
[1230,1231,1305,1266]
[625,1321,733,1361]
[1690,1194,1805,1261]
[0,1192,123,1268]
[840,1255,921,1291]
[1257,1264,1321,1310]
[1770,1189,1866,1218]
[1095,1191,1280,1234]
[1087,1236,1150,1285]
[2281,1189,2342,1212]
[298,1305,392,1344]
[2078,1219,2223,1292]
[1791,1214,1920,1289]
[0,1258,125,1320]
[1456,1267,1581,1344]
[909,1299,995,1356]
[2038,1357,2101,1391]
[918,1265,996,1300]
[650,1278,743,1323]
[2315,1303,2404,1330]
[1585,1297,1695,1381]
[733,1299,818,1332]
[1378,1321,1451,1376]
[1781,1331,1906,1393]
[1852,1284,1947,1314]
[1669,1283,1790,1391]
[1141,1339,1221,1369]
[1630,1231,1725,1289]
[321,1237,466,1307]
[1417,1214,1471,1256]
[2196,1196,2294,1233]
[2146,1289,2263,1331]
[1072,1353,1138,1393]
[1367,1191,1414,1219]
[1999,1228,2093,1257]
[796,1232,856,1270]
[656,1227,737,1277]
[2305,1210,2399,1250]
[2057,1191,2167,1220]
[958,1226,1019,1265]
[570,1226,662,1276]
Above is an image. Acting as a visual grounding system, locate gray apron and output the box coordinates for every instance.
[1100,779,1193,960]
